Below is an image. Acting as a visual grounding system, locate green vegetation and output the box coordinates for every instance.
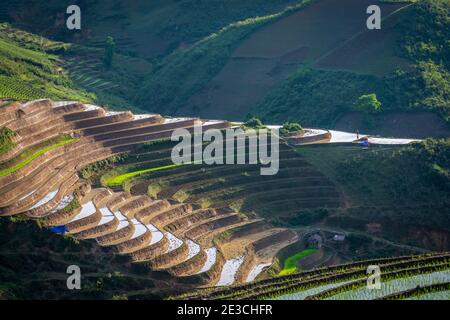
[0,23,149,112]
[310,267,449,300]
[352,94,382,114]
[275,209,329,227]
[279,248,318,275]
[241,116,266,130]
[62,44,151,113]
[2,1,447,125]
[174,253,449,300]
[352,93,382,128]
[84,138,339,222]
[0,135,76,177]
[101,162,192,187]
[336,139,450,206]
[400,0,449,69]
[57,196,80,215]
[137,0,313,114]
[252,0,449,126]
[379,0,417,2]
[153,0,310,50]
[382,282,450,300]
[280,122,303,136]
[79,154,128,183]
[296,142,449,249]
[0,25,94,102]
[6,0,307,56]
[103,36,115,69]
[0,127,15,155]
[0,219,170,299]
[297,139,450,207]
[253,67,390,126]
[0,23,68,53]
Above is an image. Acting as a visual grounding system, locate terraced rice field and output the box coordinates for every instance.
[278,248,318,275]
[1,98,447,299]
[405,290,450,300]
[102,162,189,187]
[174,252,450,300]
[0,99,298,289]
[117,141,342,219]
[0,26,94,103]
[324,270,450,300]
[0,136,76,176]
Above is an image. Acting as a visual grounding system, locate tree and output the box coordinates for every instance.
[242,116,265,129]
[103,36,115,69]
[353,93,382,114]
[280,121,303,136]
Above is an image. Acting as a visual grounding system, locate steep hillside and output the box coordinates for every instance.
[79,125,450,256]
[0,99,296,291]
[180,0,410,119]
[0,218,185,299]
[3,0,304,58]
[0,23,151,112]
[251,0,450,127]
[135,0,314,116]
[1,0,448,135]
[297,139,450,251]
[0,24,93,102]
[135,0,448,132]
[4,98,448,294]
[0,0,449,301]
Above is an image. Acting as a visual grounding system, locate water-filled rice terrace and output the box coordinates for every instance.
[173,252,450,300]
[1,99,448,297]
[2,99,336,288]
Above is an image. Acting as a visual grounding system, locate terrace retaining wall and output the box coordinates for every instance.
[134,199,172,223]
[97,223,135,246]
[67,209,102,234]
[75,218,119,239]
[130,236,170,262]
[168,249,207,276]
[115,231,152,254]
[150,242,190,270]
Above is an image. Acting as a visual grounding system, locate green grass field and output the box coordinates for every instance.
[0,28,95,103]
[296,140,450,208]
[0,136,77,177]
[279,248,318,275]
[101,162,199,187]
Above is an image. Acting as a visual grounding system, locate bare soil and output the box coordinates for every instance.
[180,0,411,120]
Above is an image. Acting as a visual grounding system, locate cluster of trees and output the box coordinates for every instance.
[254,68,389,127]
[352,94,381,114]
[396,0,449,119]
[285,209,329,227]
[254,0,449,126]
[103,36,115,69]
[336,138,450,206]
[0,127,15,155]
[79,153,128,183]
[352,93,381,128]
[241,116,265,129]
[280,121,303,136]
